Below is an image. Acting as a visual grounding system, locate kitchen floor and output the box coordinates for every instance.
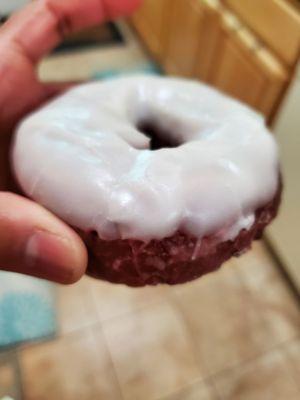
[2,241,300,400]
[1,22,300,400]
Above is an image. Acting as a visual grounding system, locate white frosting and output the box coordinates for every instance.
[13,76,279,242]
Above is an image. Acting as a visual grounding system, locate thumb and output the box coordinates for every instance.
[0,192,87,284]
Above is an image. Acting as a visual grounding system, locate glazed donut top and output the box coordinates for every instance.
[13,76,279,242]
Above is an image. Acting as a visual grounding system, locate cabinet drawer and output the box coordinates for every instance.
[208,14,288,120]
[223,0,300,66]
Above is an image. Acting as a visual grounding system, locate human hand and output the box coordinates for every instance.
[0,0,140,283]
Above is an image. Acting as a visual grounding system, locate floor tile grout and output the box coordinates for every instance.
[206,334,300,383]
[264,238,300,306]
[0,350,24,400]
[97,291,196,400]
[171,280,300,382]
[89,286,171,325]
[278,338,300,396]
[14,351,25,400]
[92,323,125,400]
[168,288,214,381]
[206,375,224,400]
[232,255,300,352]
[152,376,218,400]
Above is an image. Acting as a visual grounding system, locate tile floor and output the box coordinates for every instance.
[1,21,300,400]
[1,241,299,400]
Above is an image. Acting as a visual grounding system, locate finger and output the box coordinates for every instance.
[0,192,88,284]
[0,0,141,63]
[0,0,141,129]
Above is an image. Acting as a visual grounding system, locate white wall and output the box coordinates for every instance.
[267,62,300,292]
[0,0,29,14]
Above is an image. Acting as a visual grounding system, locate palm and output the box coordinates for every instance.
[0,49,56,191]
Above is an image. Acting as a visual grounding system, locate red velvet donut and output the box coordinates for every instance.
[13,76,282,286]
[81,180,281,287]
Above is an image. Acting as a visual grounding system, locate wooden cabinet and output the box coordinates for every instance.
[130,0,171,60]
[207,17,288,121]
[209,36,265,109]
[130,0,298,122]
[163,0,222,79]
[194,1,224,82]
[223,0,300,67]
[163,0,205,77]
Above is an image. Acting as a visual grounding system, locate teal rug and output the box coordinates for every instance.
[92,62,163,80]
[0,272,57,348]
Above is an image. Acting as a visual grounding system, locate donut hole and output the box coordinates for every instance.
[89,230,99,239]
[137,121,183,150]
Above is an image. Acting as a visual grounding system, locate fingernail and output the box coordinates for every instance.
[25,230,77,283]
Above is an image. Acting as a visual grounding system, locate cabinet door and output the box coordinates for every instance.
[130,0,170,60]
[163,0,206,77]
[208,18,288,121]
[223,0,300,67]
[195,5,237,82]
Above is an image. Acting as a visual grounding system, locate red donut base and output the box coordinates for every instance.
[80,183,281,287]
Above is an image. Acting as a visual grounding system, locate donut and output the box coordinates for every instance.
[12,76,281,286]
